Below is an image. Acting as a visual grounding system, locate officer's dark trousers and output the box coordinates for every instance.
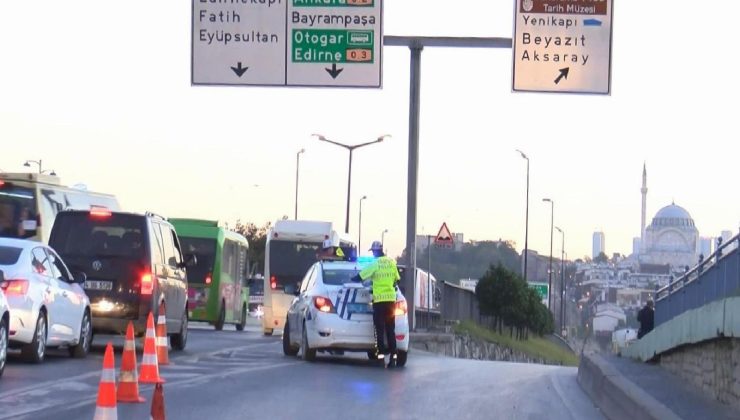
[373,301,396,355]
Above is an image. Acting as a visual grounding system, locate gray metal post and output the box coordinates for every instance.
[405,44,422,331]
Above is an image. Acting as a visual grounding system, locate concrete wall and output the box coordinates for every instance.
[659,338,740,408]
[410,332,561,365]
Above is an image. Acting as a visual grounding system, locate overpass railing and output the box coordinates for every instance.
[655,230,740,326]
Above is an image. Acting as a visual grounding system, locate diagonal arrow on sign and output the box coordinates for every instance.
[554,67,569,84]
[230,62,249,77]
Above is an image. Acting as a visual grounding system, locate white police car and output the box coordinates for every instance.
[282,249,410,366]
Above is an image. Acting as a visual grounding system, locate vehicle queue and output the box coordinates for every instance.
[0,171,410,379]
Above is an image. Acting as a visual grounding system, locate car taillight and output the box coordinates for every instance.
[140,273,153,295]
[1,279,29,295]
[314,296,335,313]
[205,273,212,285]
[393,300,408,317]
[270,275,277,290]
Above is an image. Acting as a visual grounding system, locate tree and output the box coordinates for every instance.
[231,220,271,275]
[594,252,609,264]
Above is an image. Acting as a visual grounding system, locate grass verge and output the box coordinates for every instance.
[453,320,579,366]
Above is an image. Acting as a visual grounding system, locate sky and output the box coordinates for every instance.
[1,1,738,263]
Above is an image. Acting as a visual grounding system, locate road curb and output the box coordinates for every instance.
[577,353,682,420]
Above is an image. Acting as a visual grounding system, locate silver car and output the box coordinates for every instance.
[0,276,9,378]
[0,238,91,363]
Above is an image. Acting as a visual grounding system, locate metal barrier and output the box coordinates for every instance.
[655,230,740,326]
[440,281,481,325]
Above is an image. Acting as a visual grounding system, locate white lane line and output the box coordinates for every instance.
[0,341,277,401]
[8,360,300,420]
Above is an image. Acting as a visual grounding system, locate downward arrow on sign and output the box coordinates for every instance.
[231,62,249,77]
[325,63,344,79]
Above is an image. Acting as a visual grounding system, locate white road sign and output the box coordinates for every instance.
[192,0,383,88]
[512,0,613,94]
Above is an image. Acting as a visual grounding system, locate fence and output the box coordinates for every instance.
[655,231,740,326]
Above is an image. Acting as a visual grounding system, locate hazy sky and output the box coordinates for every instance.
[1,1,738,262]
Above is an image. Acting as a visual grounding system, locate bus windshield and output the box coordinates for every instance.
[0,184,38,239]
[179,237,216,284]
[269,240,321,288]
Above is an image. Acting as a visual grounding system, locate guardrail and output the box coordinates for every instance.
[655,230,740,326]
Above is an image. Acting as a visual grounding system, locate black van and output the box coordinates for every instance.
[49,209,193,350]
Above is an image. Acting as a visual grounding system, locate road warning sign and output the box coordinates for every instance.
[434,223,454,247]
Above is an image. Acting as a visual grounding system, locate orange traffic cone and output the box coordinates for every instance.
[150,383,166,420]
[156,302,170,366]
[93,342,117,420]
[139,312,165,384]
[117,322,145,403]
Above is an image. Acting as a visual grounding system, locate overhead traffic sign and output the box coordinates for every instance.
[192,0,383,88]
[434,223,454,247]
[529,282,549,306]
[512,0,613,94]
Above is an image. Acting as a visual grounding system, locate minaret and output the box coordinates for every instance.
[641,163,648,248]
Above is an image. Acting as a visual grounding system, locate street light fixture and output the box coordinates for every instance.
[24,160,56,176]
[358,195,367,251]
[516,149,530,282]
[543,198,554,312]
[312,133,390,233]
[295,148,305,220]
[555,226,565,333]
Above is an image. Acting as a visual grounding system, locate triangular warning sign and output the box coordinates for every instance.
[434,222,454,245]
[335,247,345,258]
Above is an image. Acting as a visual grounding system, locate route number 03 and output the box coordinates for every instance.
[346,49,372,62]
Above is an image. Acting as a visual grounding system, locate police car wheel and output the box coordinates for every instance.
[396,350,408,367]
[301,323,316,362]
[283,320,299,356]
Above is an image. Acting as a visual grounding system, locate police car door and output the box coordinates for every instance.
[290,265,315,341]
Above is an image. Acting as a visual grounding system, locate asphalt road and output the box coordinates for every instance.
[0,320,603,420]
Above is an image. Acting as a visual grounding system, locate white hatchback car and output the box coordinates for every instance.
[0,277,9,378]
[283,255,410,366]
[0,238,92,362]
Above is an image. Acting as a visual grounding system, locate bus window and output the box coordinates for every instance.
[0,184,38,239]
[179,237,216,284]
[268,241,321,290]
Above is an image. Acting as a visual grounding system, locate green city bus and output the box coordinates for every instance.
[170,219,249,331]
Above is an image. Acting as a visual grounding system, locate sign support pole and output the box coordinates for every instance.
[384,36,512,331]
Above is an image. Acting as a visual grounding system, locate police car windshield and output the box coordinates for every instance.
[322,268,362,286]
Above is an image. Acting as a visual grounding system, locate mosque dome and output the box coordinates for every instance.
[650,203,695,228]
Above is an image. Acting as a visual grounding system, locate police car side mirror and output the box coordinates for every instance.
[73,271,87,284]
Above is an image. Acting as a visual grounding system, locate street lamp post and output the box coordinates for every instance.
[381,229,388,250]
[543,198,554,312]
[555,226,565,333]
[313,134,390,233]
[516,150,530,282]
[24,160,56,176]
[358,195,367,251]
[295,148,305,220]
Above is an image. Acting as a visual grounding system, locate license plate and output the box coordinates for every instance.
[347,303,372,314]
[85,280,113,291]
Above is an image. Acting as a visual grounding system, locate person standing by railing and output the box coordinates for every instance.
[637,299,655,339]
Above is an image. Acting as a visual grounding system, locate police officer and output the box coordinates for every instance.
[360,240,400,368]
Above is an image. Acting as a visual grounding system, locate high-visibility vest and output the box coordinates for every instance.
[360,256,400,303]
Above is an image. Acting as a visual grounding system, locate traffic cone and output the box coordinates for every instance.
[93,342,117,420]
[139,312,165,384]
[117,322,145,403]
[150,383,166,420]
[156,302,170,366]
